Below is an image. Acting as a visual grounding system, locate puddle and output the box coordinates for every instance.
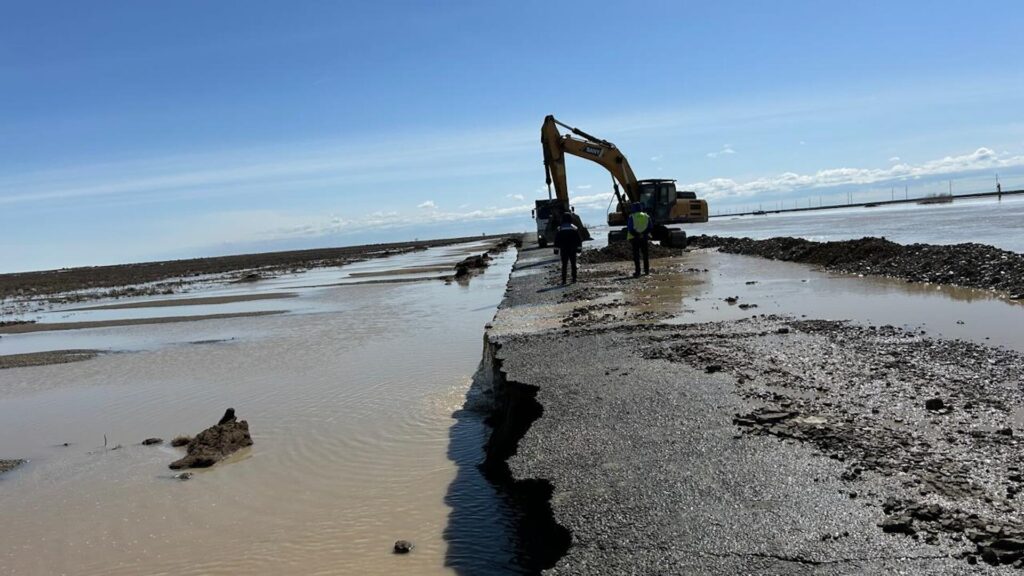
[654,251,1024,353]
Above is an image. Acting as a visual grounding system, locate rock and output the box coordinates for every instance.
[738,303,758,310]
[393,540,414,554]
[705,365,723,374]
[217,408,236,426]
[925,398,945,411]
[724,296,739,304]
[170,436,192,447]
[175,472,193,481]
[141,437,164,445]
[0,459,26,475]
[879,516,915,535]
[998,427,1014,436]
[754,411,797,424]
[168,410,253,470]
[776,327,790,334]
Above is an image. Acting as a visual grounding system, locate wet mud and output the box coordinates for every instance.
[0,349,99,370]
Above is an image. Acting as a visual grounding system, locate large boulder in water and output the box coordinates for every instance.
[169,409,252,470]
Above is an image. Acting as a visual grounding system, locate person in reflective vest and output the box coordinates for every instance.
[553,212,582,285]
[627,202,651,277]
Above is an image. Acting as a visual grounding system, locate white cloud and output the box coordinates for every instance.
[650,154,664,162]
[417,200,436,209]
[889,156,901,162]
[506,193,524,201]
[576,184,592,190]
[688,147,1022,200]
[707,144,736,158]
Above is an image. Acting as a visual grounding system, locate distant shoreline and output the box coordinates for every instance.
[0,234,516,302]
[712,188,1023,218]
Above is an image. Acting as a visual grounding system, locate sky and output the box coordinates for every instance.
[3,0,1024,272]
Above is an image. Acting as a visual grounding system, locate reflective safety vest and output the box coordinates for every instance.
[627,211,651,240]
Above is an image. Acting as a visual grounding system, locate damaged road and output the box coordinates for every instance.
[480,239,1023,574]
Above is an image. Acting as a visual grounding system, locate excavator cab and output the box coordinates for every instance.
[637,179,677,223]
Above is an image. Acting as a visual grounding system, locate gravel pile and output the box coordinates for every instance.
[580,242,681,264]
[688,235,1024,298]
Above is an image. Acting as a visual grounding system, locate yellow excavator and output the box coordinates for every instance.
[539,114,708,247]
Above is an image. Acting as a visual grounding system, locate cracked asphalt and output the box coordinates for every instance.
[488,240,1016,574]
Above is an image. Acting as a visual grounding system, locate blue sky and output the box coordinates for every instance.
[3,1,1024,272]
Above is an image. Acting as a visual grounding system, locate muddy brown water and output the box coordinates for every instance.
[0,241,527,575]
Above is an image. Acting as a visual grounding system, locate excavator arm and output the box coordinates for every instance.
[541,115,640,208]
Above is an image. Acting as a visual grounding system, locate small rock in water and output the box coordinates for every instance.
[170,436,192,447]
[169,409,253,470]
[0,459,26,475]
[393,540,414,554]
[925,398,945,411]
[141,438,163,446]
[724,296,739,304]
[175,472,193,481]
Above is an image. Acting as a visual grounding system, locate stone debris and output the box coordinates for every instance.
[393,540,414,554]
[141,437,163,445]
[170,435,192,447]
[168,408,253,470]
[0,459,25,475]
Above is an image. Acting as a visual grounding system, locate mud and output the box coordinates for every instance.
[579,240,682,264]
[169,409,253,470]
[689,235,1024,298]
[0,349,99,369]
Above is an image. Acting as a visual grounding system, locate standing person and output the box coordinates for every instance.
[553,212,582,285]
[627,202,651,277]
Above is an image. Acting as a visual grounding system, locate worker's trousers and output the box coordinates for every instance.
[561,252,577,284]
[631,237,649,276]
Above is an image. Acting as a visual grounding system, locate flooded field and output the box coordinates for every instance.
[0,241,527,575]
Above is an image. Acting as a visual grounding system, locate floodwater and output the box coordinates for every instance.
[0,241,527,575]
[598,250,1024,353]
[688,195,1024,253]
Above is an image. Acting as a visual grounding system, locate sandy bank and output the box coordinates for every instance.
[68,292,299,310]
[0,349,100,369]
[0,310,284,334]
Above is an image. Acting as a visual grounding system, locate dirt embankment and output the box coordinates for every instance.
[0,234,518,302]
[579,241,682,264]
[689,235,1024,298]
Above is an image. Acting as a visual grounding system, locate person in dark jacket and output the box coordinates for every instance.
[553,213,582,285]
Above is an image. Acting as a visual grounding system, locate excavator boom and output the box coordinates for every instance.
[538,114,709,247]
